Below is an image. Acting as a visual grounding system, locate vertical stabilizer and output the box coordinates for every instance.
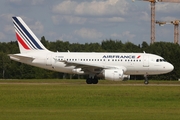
[12,17,48,53]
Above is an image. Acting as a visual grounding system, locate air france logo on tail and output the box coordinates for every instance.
[12,17,44,50]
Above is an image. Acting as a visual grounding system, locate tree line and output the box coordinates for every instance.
[0,36,179,80]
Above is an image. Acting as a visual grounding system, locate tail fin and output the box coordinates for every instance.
[12,17,48,53]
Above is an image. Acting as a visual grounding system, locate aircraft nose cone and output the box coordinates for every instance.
[170,64,174,71]
[167,63,174,72]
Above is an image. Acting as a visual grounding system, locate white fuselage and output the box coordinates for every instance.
[10,16,174,84]
[11,51,174,76]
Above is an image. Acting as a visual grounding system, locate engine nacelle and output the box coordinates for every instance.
[102,69,124,81]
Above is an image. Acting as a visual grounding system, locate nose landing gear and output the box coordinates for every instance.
[144,74,149,85]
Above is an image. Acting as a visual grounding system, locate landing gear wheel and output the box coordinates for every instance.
[86,77,99,84]
[144,80,149,85]
[144,75,149,85]
[92,78,98,84]
[86,78,92,84]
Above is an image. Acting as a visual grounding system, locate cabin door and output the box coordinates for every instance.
[46,54,52,66]
[143,55,149,67]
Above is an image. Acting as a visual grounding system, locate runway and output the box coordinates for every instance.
[0,82,180,86]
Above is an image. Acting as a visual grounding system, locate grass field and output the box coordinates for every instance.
[0,79,180,120]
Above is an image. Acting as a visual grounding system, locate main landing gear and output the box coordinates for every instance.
[144,75,149,85]
[86,77,98,84]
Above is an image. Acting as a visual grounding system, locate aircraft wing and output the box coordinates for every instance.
[8,54,34,61]
[58,60,127,73]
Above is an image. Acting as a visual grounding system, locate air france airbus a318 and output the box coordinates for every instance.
[9,17,174,84]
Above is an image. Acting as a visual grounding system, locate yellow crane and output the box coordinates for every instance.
[133,0,180,44]
[156,20,180,44]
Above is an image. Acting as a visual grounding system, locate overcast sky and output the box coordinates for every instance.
[0,0,180,45]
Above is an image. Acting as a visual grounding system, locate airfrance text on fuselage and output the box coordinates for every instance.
[103,55,136,59]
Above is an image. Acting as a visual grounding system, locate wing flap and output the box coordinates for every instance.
[58,60,126,73]
[61,60,108,69]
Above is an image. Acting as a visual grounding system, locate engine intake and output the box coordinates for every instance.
[102,69,125,81]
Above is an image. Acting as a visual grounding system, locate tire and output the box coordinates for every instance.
[86,78,92,84]
[144,80,149,85]
[92,78,98,84]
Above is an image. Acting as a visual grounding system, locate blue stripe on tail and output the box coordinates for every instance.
[13,22,36,49]
[12,17,43,50]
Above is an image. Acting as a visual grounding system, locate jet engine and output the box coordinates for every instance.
[102,69,125,81]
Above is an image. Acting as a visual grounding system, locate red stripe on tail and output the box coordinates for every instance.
[16,33,30,50]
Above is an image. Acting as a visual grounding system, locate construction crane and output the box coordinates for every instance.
[156,20,180,44]
[133,0,180,44]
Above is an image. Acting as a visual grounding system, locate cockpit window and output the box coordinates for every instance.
[156,59,166,62]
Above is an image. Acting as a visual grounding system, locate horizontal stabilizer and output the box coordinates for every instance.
[8,54,34,61]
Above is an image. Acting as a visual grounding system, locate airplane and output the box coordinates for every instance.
[9,16,174,84]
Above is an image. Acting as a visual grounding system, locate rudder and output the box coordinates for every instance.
[12,17,48,53]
